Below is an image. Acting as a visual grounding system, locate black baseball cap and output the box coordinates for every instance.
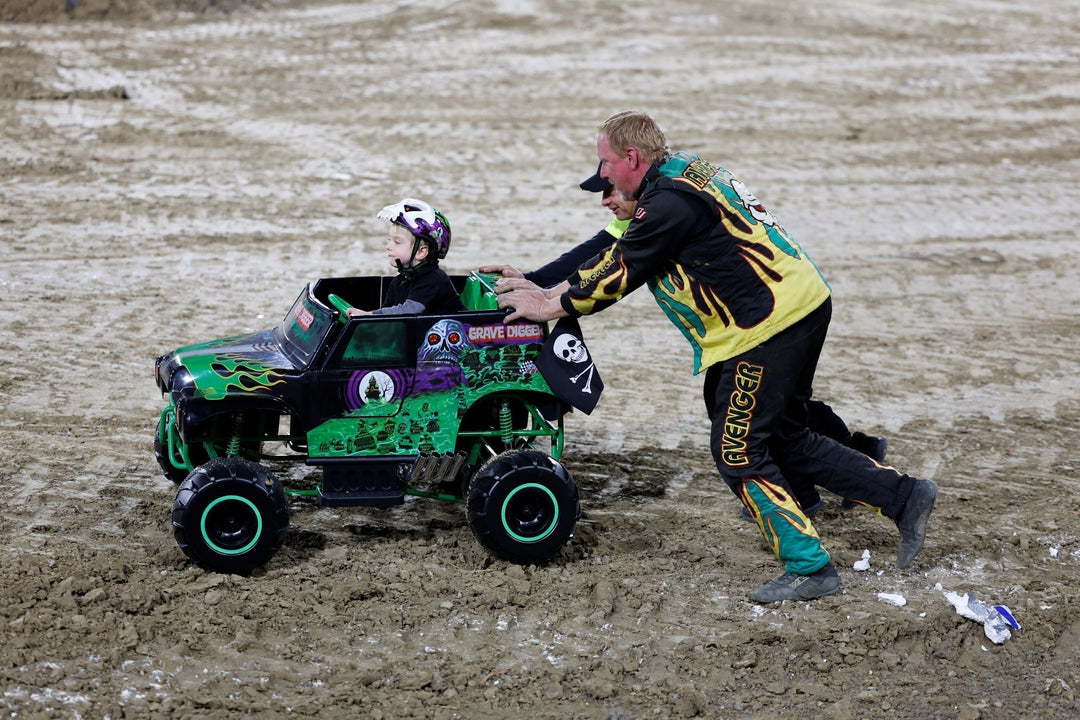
[579,162,611,193]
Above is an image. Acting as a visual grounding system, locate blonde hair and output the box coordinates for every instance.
[598,111,670,165]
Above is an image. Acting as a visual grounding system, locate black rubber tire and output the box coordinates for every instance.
[171,457,289,574]
[466,450,579,564]
[454,395,536,496]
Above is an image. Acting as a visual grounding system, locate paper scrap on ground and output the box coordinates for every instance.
[853,549,871,571]
[943,590,1020,644]
[877,592,906,607]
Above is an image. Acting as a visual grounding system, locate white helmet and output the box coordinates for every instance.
[377,198,452,259]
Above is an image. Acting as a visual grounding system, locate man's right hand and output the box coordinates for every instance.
[498,288,567,323]
[494,276,542,295]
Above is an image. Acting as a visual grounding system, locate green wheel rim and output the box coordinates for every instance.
[501,483,558,544]
[201,494,262,555]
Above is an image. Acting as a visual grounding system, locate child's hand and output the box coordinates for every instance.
[346,308,372,318]
[478,264,524,279]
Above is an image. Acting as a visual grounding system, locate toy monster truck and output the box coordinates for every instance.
[155,273,599,574]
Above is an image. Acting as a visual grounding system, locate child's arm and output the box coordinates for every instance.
[370,299,427,316]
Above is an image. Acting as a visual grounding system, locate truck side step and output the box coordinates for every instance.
[313,458,407,507]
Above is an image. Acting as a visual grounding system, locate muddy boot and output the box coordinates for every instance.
[751,563,840,603]
[895,478,938,569]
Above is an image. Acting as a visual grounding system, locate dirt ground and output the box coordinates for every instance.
[3,0,1080,717]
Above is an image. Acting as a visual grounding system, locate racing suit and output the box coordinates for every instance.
[534,212,869,512]
[559,152,918,575]
[525,217,628,288]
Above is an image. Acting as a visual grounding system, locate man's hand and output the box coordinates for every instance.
[498,288,567,323]
[494,277,571,299]
[478,264,524,280]
[346,308,372,318]
[494,276,542,295]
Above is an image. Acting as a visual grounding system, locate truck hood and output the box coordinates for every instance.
[158,328,299,400]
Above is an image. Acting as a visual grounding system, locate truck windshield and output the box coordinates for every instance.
[275,285,334,367]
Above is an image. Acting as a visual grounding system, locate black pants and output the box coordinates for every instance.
[785,399,854,508]
[703,298,916,573]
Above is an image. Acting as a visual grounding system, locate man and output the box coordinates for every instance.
[480,164,633,288]
[497,111,937,603]
[484,165,888,521]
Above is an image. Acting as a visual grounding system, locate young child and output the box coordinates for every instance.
[348,198,465,316]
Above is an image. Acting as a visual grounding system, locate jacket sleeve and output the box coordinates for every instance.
[525,227,619,288]
[372,298,427,315]
[560,188,704,317]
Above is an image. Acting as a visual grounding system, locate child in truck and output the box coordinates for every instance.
[347,198,465,316]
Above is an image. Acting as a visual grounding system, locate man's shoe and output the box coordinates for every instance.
[740,498,824,523]
[895,478,937,569]
[751,563,840,603]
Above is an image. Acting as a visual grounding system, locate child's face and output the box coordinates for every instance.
[386,225,426,268]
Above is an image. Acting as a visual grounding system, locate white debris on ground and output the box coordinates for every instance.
[942,590,1020,644]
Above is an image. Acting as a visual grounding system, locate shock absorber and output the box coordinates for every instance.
[226,411,245,456]
[499,400,513,447]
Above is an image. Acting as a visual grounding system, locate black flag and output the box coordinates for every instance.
[536,316,604,414]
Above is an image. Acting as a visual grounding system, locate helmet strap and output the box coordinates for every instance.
[396,238,433,276]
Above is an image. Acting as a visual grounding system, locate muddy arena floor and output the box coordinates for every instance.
[2,1,1080,718]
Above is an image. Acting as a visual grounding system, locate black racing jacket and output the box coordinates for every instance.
[561,152,831,373]
[524,217,629,288]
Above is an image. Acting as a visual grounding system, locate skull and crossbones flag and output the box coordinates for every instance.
[536,316,604,415]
